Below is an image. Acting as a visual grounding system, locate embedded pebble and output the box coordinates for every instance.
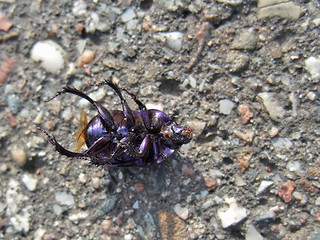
[305,56,320,80]
[173,203,189,220]
[31,40,66,74]
[287,161,304,175]
[68,211,89,223]
[217,0,243,5]
[268,126,279,138]
[315,197,320,206]
[7,94,20,114]
[258,1,301,20]
[61,107,73,122]
[225,51,250,72]
[121,7,136,23]
[245,224,263,240]
[163,32,184,51]
[307,91,317,101]
[144,212,156,233]
[91,177,101,189]
[99,196,118,215]
[72,0,87,17]
[272,137,292,150]
[217,197,248,228]
[53,204,63,215]
[231,29,257,50]
[21,174,38,191]
[219,99,235,115]
[237,104,253,124]
[55,191,75,206]
[34,228,46,240]
[258,92,285,121]
[77,49,95,67]
[133,201,139,209]
[234,130,254,142]
[256,180,273,195]
[11,145,27,167]
[33,110,44,125]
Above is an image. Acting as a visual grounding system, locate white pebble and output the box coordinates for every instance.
[258,92,285,121]
[11,146,27,167]
[305,56,320,80]
[219,99,235,115]
[165,32,184,51]
[217,197,248,228]
[121,7,136,23]
[173,203,189,220]
[55,191,75,206]
[72,0,87,16]
[31,40,66,74]
[307,91,317,101]
[21,174,38,191]
[256,180,273,195]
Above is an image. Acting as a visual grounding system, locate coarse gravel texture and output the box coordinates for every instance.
[1,0,320,239]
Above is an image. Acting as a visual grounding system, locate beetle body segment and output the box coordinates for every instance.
[39,81,192,167]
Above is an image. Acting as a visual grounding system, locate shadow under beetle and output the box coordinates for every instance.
[38,80,193,167]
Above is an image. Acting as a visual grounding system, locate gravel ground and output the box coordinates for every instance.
[1,0,320,239]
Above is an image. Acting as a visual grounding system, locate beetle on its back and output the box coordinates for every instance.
[38,80,193,167]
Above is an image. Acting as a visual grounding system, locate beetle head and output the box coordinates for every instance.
[162,123,193,148]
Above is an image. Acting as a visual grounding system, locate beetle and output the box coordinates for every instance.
[38,80,192,167]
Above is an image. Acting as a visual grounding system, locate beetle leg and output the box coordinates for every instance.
[105,80,135,130]
[119,87,155,132]
[37,127,89,159]
[48,86,117,131]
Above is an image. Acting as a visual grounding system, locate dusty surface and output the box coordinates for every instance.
[1,0,320,239]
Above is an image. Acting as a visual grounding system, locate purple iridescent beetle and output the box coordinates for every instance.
[38,80,193,167]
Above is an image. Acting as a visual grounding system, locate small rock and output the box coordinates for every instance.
[21,174,38,191]
[53,204,62,215]
[258,1,301,20]
[61,107,73,122]
[144,212,156,233]
[237,104,253,124]
[182,164,195,177]
[11,145,27,167]
[234,130,254,142]
[268,126,279,138]
[31,40,66,74]
[165,32,184,51]
[307,91,317,101]
[225,51,250,73]
[256,180,273,195]
[217,0,243,5]
[217,197,248,228]
[272,137,292,150]
[55,191,75,206]
[258,92,285,121]
[99,196,118,215]
[219,99,235,115]
[7,94,20,114]
[133,201,139,209]
[231,29,257,50]
[34,228,46,240]
[33,110,44,125]
[245,224,263,240]
[91,177,100,189]
[69,211,89,223]
[134,182,144,192]
[292,192,308,205]
[121,7,136,23]
[77,49,95,67]
[72,0,87,17]
[173,203,189,220]
[204,177,217,191]
[305,56,320,80]
[276,181,296,203]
